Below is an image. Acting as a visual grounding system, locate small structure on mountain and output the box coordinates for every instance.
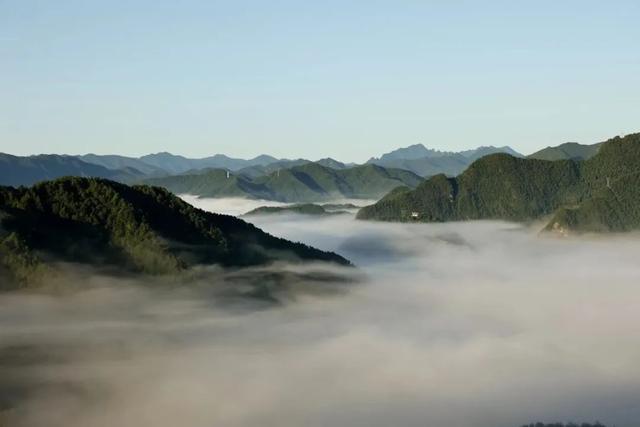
[411,211,420,220]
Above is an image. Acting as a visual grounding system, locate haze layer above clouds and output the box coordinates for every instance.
[1,198,639,427]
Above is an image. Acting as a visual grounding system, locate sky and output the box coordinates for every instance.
[1,1,639,162]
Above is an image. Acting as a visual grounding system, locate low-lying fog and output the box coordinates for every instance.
[2,197,640,427]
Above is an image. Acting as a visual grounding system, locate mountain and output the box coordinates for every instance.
[357,133,640,234]
[0,177,350,288]
[144,163,423,202]
[528,142,602,161]
[78,154,167,176]
[368,154,471,177]
[144,169,272,199]
[547,170,640,234]
[243,204,347,216]
[0,153,143,187]
[315,158,348,169]
[138,152,281,174]
[235,159,311,178]
[78,153,334,177]
[367,144,522,177]
[371,144,436,162]
[460,145,522,160]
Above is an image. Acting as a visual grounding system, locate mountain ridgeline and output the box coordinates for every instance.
[143,163,423,202]
[0,144,521,191]
[366,144,523,177]
[527,142,602,161]
[357,133,640,234]
[0,178,350,288]
[0,153,146,187]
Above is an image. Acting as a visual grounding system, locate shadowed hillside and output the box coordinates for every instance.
[0,178,350,289]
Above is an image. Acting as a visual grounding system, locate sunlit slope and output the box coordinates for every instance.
[144,163,423,202]
[358,133,640,233]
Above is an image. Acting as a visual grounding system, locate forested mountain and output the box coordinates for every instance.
[235,159,311,178]
[316,157,350,169]
[0,153,143,186]
[0,177,350,289]
[357,133,640,234]
[366,144,522,177]
[144,163,423,202]
[528,142,602,161]
[2,143,525,189]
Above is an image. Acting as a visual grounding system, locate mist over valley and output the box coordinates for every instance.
[1,197,638,426]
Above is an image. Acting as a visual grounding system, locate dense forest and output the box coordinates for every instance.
[143,162,423,202]
[357,133,640,234]
[0,177,350,289]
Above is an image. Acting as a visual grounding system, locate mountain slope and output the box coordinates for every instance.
[528,142,602,161]
[235,159,311,179]
[78,154,168,176]
[316,158,348,169]
[144,169,276,199]
[0,177,350,288]
[0,153,143,186]
[547,171,640,234]
[357,133,640,233]
[144,163,423,202]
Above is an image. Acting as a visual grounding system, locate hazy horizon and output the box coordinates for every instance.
[2,1,639,162]
[0,132,625,161]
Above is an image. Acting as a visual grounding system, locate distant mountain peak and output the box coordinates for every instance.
[366,143,522,177]
[316,158,347,169]
[250,154,279,162]
[370,143,434,162]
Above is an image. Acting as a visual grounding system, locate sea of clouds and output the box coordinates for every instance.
[1,197,639,427]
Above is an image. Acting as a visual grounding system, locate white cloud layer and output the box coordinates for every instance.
[1,198,639,427]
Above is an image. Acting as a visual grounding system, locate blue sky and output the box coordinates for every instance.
[1,1,639,161]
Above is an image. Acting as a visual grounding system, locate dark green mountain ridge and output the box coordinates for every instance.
[357,133,640,233]
[0,177,350,289]
[143,163,423,202]
[528,142,602,161]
